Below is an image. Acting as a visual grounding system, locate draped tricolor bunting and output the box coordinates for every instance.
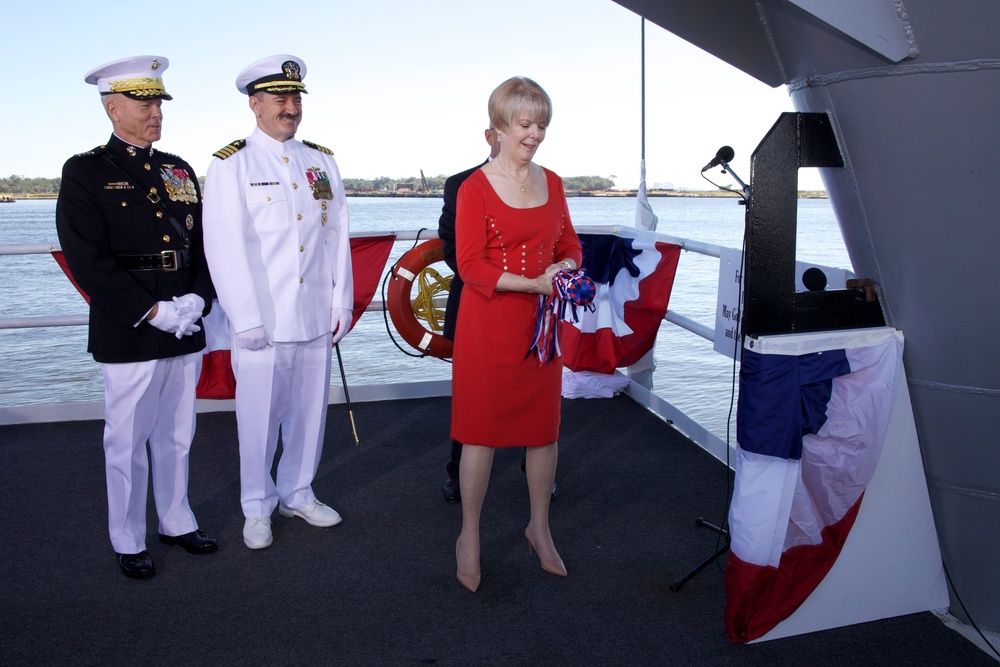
[195,301,236,399]
[52,234,395,400]
[725,331,904,642]
[51,250,90,304]
[560,232,680,374]
[343,235,397,331]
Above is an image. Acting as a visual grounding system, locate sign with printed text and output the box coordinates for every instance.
[715,248,745,361]
[714,249,853,361]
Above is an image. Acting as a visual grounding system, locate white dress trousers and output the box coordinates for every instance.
[231,332,333,517]
[101,353,200,554]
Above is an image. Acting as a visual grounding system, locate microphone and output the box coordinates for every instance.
[701,145,735,172]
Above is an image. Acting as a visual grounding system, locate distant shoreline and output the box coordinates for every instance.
[0,190,829,200]
[343,189,828,199]
[0,194,57,200]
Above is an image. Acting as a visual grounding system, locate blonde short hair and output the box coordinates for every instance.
[488,76,552,133]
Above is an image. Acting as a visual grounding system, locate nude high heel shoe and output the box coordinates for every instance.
[525,528,567,577]
[456,536,481,592]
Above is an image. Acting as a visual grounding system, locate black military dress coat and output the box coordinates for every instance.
[56,135,213,363]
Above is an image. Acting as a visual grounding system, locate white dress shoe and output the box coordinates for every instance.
[243,517,273,549]
[278,500,342,528]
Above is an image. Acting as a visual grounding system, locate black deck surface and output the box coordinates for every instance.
[0,395,991,666]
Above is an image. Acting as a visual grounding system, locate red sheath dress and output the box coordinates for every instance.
[450,168,583,448]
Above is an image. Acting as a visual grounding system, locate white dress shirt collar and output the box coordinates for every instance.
[251,126,297,155]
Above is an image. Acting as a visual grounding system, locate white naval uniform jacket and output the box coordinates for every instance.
[203,127,352,342]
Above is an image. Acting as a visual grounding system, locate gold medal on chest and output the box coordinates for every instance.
[159,167,199,204]
[306,167,334,200]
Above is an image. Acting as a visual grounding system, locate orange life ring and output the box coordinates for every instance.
[387,238,454,358]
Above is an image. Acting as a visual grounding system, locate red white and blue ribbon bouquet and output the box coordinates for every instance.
[528,268,597,364]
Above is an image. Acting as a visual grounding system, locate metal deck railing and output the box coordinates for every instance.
[0,226,734,463]
[0,226,727,339]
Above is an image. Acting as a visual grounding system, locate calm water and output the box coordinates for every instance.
[0,196,848,438]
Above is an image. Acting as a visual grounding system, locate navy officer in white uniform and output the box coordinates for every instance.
[203,55,353,550]
[56,56,218,579]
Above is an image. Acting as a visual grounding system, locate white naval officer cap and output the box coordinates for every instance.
[84,55,172,100]
[236,55,308,95]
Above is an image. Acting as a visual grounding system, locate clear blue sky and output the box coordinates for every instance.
[2,0,822,190]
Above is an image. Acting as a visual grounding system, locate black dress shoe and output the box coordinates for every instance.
[442,478,461,503]
[158,530,219,555]
[117,551,155,579]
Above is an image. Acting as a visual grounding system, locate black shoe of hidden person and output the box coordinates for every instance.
[443,478,461,503]
[117,551,155,579]
[158,530,219,555]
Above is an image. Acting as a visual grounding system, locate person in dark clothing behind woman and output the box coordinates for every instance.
[438,126,499,503]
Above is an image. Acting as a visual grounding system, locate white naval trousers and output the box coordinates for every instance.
[232,332,333,518]
[100,353,200,554]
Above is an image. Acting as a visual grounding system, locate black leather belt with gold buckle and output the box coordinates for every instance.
[115,249,191,272]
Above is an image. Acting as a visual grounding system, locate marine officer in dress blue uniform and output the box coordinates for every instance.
[203,55,353,550]
[56,56,218,579]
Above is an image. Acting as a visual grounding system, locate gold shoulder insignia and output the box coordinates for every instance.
[71,144,109,159]
[157,149,183,162]
[213,139,247,160]
[303,140,334,155]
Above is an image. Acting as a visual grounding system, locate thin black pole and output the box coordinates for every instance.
[335,342,359,444]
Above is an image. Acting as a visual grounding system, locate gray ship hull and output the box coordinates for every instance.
[616,0,1000,633]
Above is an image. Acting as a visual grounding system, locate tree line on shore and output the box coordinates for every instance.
[2,173,826,198]
[2,173,616,195]
[1,175,60,195]
[342,174,615,192]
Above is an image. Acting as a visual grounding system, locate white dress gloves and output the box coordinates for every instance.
[236,325,273,351]
[172,293,205,318]
[232,308,349,350]
[331,307,353,345]
[149,294,204,339]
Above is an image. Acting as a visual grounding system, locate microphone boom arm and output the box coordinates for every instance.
[720,160,750,198]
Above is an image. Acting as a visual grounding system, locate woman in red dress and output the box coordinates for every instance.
[452,76,583,592]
